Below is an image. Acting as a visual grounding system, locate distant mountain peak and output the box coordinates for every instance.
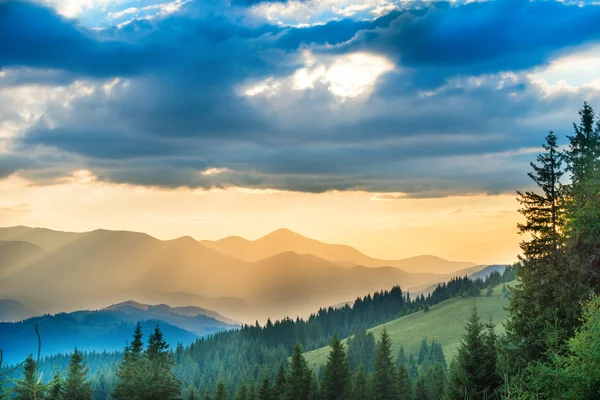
[259,228,308,241]
[103,300,149,311]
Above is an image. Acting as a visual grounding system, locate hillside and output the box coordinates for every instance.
[201,228,476,274]
[303,282,513,369]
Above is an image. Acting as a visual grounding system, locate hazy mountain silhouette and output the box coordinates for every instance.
[0,226,485,322]
[201,228,476,273]
[0,299,38,322]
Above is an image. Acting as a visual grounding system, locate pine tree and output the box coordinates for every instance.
[372,330,397,400]
[248,382,257,400]
[396,346,407,366]
[258,376,273,400]
[186,387,200,400]
[350,366,370,400]
[215,381,228,400]
[274,364,286,400]
[284,343,311,400]
[424,363,446,400]
[308,373,321,400]
[507,131,567,360]
[146,324,181,399]
[444,305,491,399]
[204,388,213,400]
[234,383,248,400]
[13,355,44,400]
[113,322,146,399]
[564,102,600,304]
[47,369,63,400]
[347,327,376,372]
[397,364,413,399]
[414,376,427,400]
[62,349,94,400]
[322,334,350,400]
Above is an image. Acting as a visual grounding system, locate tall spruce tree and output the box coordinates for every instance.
[258,376,273,400]
[62,349,94,400]
[113,322,146,399]
[146,324,181,399]
[507,131,567,359]
[372,330,397,400]
[564,103,600,292]
[322,334,350,400]
[444,305,493,399]
[284,343,312,400]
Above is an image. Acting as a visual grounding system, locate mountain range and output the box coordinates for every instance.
[0,226,488,322]
[0,300,239,365]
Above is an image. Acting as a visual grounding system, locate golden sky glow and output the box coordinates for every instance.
[0,171,521,265]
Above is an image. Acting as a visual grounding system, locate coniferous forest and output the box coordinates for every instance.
[2,102,600,399]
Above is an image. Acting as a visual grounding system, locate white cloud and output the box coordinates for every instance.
[247,0,400,26]
[528,44,600,96]
[241,51,395,100]
[40,0,116,17]
[200,167,231,176]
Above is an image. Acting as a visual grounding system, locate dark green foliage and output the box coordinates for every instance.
[507,131,569,360]
[346,327,376,372]
[62,349,94,400]
[372,330,397,400]
[13,356,41,400]
[204,388,212,400]
[350,366,370,400]
[396,346,407,366]
[308,372,321,400]
[322,334,350,400]
[47,369,62,400]
[414,377,427,400]
[284,344,311,400]
[146,324,181,399]
[112,323,180,400]
[257,376,273,400]
[214,381,228,400]
[234,383,248,400]
[397,365,413,399]
[444,305,497,399]
[273,364,286,400]
[185,387,201,400]
[423,363,445,400]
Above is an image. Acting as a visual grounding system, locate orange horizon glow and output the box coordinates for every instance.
[0,172,522,265]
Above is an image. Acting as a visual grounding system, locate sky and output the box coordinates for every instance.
[1,0,600,264]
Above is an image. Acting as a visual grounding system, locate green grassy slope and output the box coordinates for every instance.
[304,282,514,369]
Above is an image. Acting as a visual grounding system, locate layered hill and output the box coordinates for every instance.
[0,226,485,322]
[202,228,476,274]
[0,300,239,365]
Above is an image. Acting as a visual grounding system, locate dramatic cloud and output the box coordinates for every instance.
[2,0,600,197]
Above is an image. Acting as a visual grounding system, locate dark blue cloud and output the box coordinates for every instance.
[3,0,600,197]
[333,0,600,88]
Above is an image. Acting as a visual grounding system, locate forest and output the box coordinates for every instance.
[2,102,600,399]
